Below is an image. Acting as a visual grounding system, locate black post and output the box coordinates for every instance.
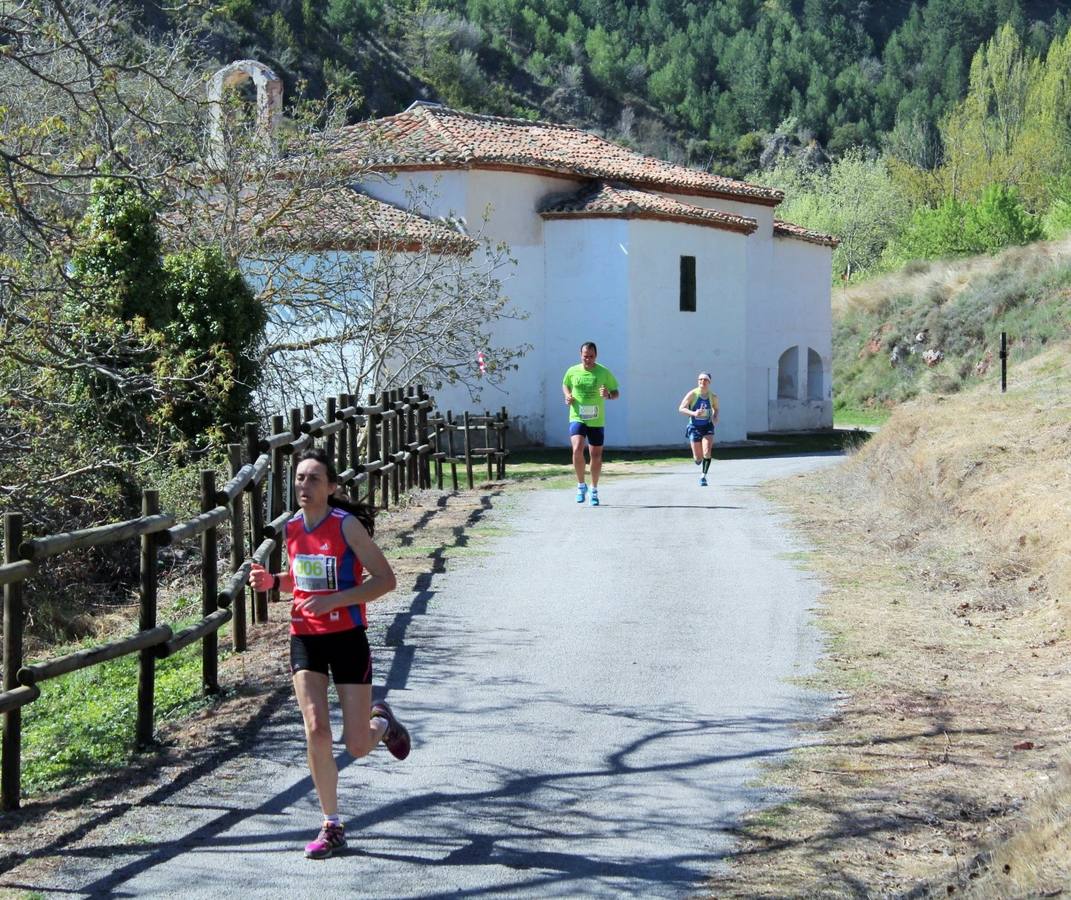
[246,422,268,624]
[228,444,247,653]
[1000,331,1008,393]
[2,513,24,809]
[136,491,159,748]
[485,409,493,483]
[201,470,219,695]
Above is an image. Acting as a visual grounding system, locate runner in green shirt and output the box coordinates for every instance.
[562,341,620,506]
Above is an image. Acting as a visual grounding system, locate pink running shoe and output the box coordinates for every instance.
[304,821,346,859]
[370,700,411,760]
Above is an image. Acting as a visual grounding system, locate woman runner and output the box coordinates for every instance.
[678,372,719,486]
[249,447,410,860]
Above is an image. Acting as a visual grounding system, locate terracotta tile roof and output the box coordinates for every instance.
[773,219,839,248]
[539,181,757,234]
[172,184,475,253]
[329,102,784,206]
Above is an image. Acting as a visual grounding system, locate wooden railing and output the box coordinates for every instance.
[0,386,509,810]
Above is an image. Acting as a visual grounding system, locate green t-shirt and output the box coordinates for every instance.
[563,363,619,427]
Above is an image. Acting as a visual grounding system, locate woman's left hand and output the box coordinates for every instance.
[296,594,338,616]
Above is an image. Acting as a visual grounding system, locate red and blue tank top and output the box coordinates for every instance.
[285,508,366,635]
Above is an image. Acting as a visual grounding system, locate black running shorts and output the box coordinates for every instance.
[290,628,372,684]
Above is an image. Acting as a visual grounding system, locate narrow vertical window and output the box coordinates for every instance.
[679,255,696,312]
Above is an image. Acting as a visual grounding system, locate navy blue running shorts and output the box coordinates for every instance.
[290,628,372,684]
[685,422,715,442]
[569,422,605,446]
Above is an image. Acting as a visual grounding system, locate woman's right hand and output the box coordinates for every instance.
[249,563,274,591]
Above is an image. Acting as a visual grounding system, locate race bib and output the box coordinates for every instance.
[695,407,709,419]
[292,554,337,592]
[579,404,598,420]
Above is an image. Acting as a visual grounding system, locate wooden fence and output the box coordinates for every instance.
[0,386,508,810]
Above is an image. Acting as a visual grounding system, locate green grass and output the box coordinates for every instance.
[749,802,795,830]
[834,407,890,428]
[20,622,227,794]
[505,433,867,484]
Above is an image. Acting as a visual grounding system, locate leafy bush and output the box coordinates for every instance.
[4,179,265,647]
[160,248,266,444]
[888,184,1042,264]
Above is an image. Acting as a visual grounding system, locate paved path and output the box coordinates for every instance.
[28,454,840,898]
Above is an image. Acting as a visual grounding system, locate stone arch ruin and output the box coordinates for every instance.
[207,60,282,169]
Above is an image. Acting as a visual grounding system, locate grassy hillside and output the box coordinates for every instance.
[832,238,1071,420]
[714,339,1071,895]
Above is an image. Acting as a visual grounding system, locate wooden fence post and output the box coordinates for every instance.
[289,408,302,512]
[390,390,401,506]
[2,513,24,810]
[417,385,430,489]
[335,394,347,485]
[431,401,443,491]
[201,471,219,695]
[227,444,246,653]
[246,422,268,624]
[366,392,379,509]
[268,414,285,616]
[496,409,505,479]
[345,394,360,502]
[380,391,393,510]
[394,387,403,499]
[402,386,412,490]
[485,409,494,483]
[325,396,336,461]
[136,491,159,748]
[447,411,458,491]
[463,411,475,490]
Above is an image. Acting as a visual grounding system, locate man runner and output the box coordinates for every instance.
[562,341,620,506]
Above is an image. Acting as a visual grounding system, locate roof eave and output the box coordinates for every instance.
[540,209,757,235]
[363,160,783,206]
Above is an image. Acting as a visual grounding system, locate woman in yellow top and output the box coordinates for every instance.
[678,372,719,487]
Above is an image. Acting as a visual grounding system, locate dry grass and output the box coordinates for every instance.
[832,235,1071,318]
[711,341,1071,897]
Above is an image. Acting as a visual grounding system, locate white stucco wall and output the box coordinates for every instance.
[625,218,750,445]
[751,237,834,430]
[542,217,631,446]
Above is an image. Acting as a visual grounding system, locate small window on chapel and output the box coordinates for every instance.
[679,256,696,312]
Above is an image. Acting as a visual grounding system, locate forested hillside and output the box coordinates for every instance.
[195,0,1066,165]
